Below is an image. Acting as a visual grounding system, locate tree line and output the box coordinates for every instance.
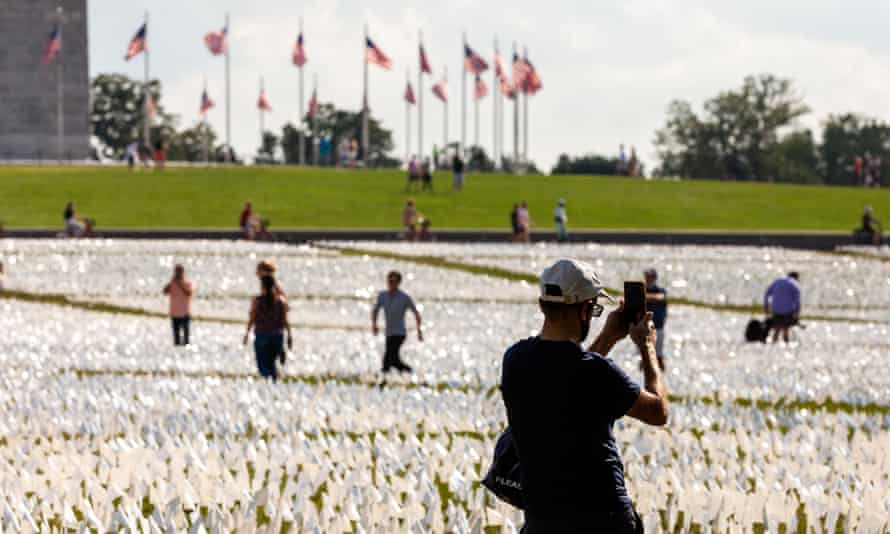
[553,74,890,186]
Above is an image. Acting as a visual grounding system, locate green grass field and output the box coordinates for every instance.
[1,165,888,230]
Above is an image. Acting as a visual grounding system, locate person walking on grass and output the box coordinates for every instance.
[421,157,433,192]
[517,201,532,243]
[244,275,292,381]
[372,271,423,373]
[501,259,669,533]
[163,264,195,346]
[452,153,465,192]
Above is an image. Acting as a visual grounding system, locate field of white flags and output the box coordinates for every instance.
[0,238,889,532]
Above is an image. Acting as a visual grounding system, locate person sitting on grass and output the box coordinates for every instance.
[239,201,256,240]
[417,218,434,241]
[63,201,94,238]
[255,218,275,242]
[859,206,882,245]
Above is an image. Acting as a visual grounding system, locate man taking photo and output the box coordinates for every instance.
[501,259,669,533]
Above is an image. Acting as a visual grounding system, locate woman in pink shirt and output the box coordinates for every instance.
[163,264,195,346]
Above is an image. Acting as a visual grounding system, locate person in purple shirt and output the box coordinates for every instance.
[764,271,801,343]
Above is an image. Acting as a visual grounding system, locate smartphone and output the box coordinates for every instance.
[623,281,646,324]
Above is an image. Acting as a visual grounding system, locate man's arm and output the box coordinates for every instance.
[162,282,171,295]
[626,312,669,426]
[645,289,666,302]
[412,307,423,341]
[371,295,382,335]
[588,301,627,357]
[243,300,257,345]
[177,280,193,297]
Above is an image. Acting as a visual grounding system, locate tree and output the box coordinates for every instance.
[166,122,218,162]
[768,130,821,184]
[90,73,174,158]
[256,131,280,164]
[654,75,809,181]
[310,103,394,166]
[551,153,619,175]
[820,113,890,186]
[466,145,495,172]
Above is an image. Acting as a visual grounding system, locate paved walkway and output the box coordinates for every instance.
[1,228,868,250]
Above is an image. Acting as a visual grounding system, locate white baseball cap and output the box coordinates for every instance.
[539,259,612,304]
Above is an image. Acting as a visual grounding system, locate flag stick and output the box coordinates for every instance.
[418,30,424,165]
[461,31,466,157]
[203,78,209,164]
[362,24,370,167]
[405,69,411,165]
[298,17,305,166]
[492,38,498,170]
[512,43,519,171]
[443,65,448,151]
[474,83,479,150]
[259,76,264,155]
[143,11,151,148]
[56,6,65,162]
[312,73,319,166]
[224,13,231,162]
[523,45,529,166]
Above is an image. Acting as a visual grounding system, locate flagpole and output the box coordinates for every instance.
[443,65,448,150]
[405,69,411,165]
[203,78,210,164]
[312,73,319,166]
[259,77,264,155]
[224,12,231,163]
[418,31,424,165]
[512,43,519,171]
[362,24,370,167]
[56,6,65,162]
[523,45,529,166]
[298,17,305,166]
[143,11,151,148]
[474,79,479,150]
[492,38,498,170]
[461,31,466,158]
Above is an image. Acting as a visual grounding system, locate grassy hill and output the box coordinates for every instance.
[0,165,887,231]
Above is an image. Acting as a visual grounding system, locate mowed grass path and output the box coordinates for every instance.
[1,165,888,230]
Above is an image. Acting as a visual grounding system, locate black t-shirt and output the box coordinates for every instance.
[453,157,464,173]
[501,337,641,520]
[646,284,668,329]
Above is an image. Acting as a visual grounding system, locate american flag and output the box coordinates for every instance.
[512,51,531,90]
[366,37,392,70]
[464,44,488,75]
[474,75,488,101]
[521,56,542,95]
[308,88,319,118]
[494,50,507,81]
[258,89,272,111]
[500,76,516,99]
[42,25,61,65]
[292,33,307,67]
[204,25,227,56]
[419,44,432,74]
[200,88,214,114]
[125,23,147,61]
[404,81,416,105]
[432,77,448,103]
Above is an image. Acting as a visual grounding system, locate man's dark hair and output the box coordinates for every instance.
[539,299,585,320]
[788,271,800,280]
[387,270,402,283]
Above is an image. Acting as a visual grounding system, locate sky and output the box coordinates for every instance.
[88,0,890,171]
